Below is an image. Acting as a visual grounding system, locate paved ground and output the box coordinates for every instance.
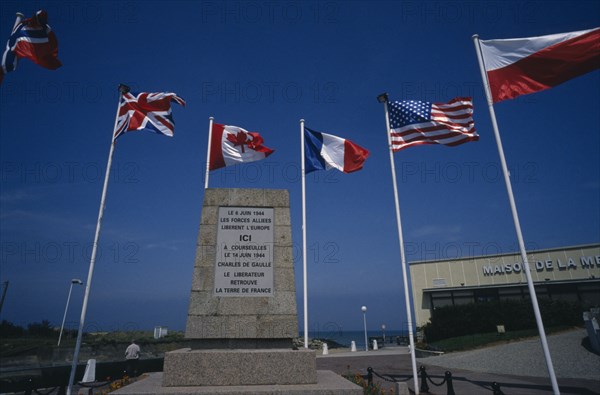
[71,328,599,394]
[316,328,600,394]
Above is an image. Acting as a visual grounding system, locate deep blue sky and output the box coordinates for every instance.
[1,1,598,335]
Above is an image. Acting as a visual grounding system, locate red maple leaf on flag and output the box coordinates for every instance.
[226,131,250,153]
[226,131,268,153]
[209,124,275,170]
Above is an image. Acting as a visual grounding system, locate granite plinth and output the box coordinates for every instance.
[163,188,322,392]
[188,339,292,349]
[186,188,298,340]
[113,371,362,395]
[163,348,317,387]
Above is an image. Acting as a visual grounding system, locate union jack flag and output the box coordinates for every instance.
[114,88,186,140]
[1,10,62,84]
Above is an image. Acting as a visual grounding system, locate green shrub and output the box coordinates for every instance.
[0,320,25,337]
[423,298,583,342]
[27,320,56,337]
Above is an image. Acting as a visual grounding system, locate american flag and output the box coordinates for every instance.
[388,97,478,151]
[114,91,186,140]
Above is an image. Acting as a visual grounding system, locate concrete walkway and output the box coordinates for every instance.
[316,329,600,394]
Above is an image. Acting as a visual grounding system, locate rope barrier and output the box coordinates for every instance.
[445,371,455,395]
[425,370,447,386]
[367,367,398,383]
[419,365,429,392]
[384,374,412,382]
[368,365,520,395]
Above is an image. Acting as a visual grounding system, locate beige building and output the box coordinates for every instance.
[409,244,600,326]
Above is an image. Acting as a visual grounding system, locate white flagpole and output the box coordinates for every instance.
[3,13,24,70]
[379,95,419,394]
[204,117,214,189]
[12,12,24,30]
[472,35,560,395]
[66,85,126,395]
[300,119,309,348]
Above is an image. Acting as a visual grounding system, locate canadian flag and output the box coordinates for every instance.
[209,124,274,170]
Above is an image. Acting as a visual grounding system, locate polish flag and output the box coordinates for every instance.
[304,128,369,174]
[209,124,274,170]
[479,27,600,103]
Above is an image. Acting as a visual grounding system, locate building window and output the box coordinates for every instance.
[452,290,475,305]
[498,287,525,301]
[578,283,600,305]
[430,292,452,309]
[474,289,499,303]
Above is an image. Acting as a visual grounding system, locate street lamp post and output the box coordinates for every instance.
[381,324,386,344]
[58,279,83,346]
[361,306,368,351]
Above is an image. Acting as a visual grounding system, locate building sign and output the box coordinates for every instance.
[482,255,600,276]
[214,207,274,296]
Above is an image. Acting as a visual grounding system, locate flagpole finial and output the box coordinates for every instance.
[118,84,130,94]
[13,13,25,30]
[300,119,305,123]
[472,34,479,40]
[376,93,389,103]
[209,116,214,120]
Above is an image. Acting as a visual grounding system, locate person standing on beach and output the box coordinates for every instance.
[125,340,140,377]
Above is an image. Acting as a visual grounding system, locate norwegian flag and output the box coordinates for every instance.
[114,88,185,140]
[1,10,62,84]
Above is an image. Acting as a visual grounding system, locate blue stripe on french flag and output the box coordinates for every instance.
[304,128,369,174]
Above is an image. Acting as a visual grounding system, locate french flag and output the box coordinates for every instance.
[479,27,600,103]
[304,128,369,174]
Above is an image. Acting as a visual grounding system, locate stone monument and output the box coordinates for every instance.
[163,188,316,386]
[114,188,361,394]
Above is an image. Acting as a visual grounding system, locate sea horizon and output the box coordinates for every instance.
[300,329,409,347]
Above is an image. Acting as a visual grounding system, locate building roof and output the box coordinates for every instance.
[409,243,600,266]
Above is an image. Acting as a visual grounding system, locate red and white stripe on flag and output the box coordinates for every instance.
[209,124,274,170]
[114,91,185,139]
[389,97,478,151]
[480,27,600,103]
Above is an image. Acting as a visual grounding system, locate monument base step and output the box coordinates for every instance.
[163,348,316,386]
[112,371,363,395]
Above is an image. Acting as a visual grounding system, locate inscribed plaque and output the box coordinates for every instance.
[214,207,274,297]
